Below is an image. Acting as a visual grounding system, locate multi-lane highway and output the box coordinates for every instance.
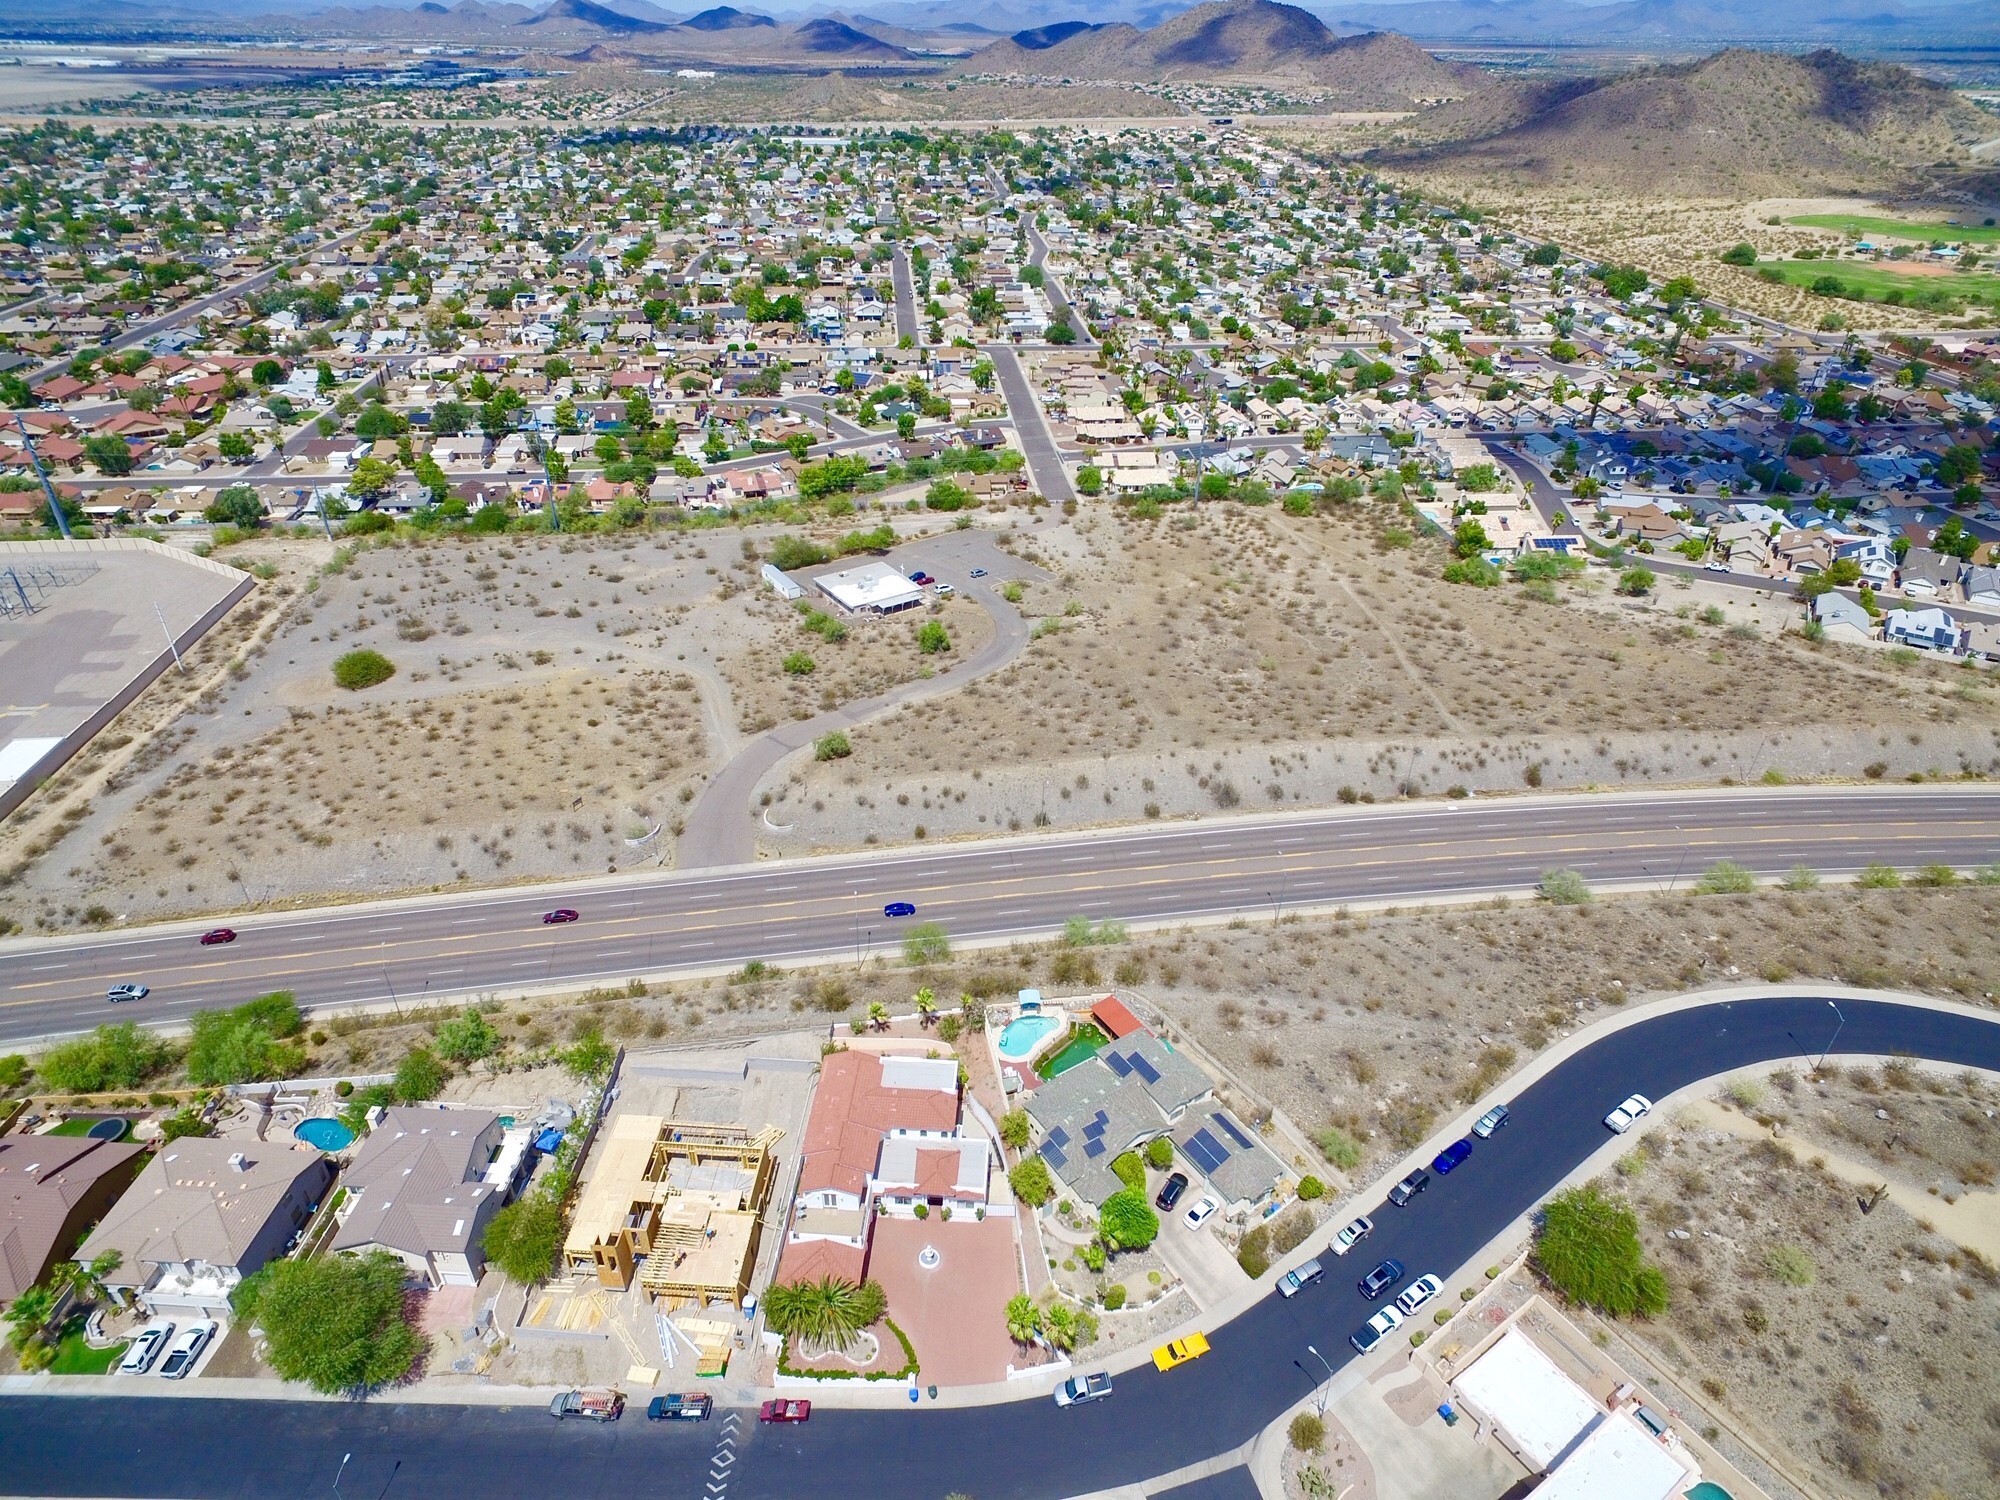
[6,990,1999,1500]
[2,787,1994,1046]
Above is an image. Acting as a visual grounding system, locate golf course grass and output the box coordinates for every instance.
[1754,258,2000,312]
[1787,213,2000,245]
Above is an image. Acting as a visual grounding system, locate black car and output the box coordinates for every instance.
[1387,1168,1430,1207]
[1358,1259,1406,1301]
[1154,1171,1189,1211]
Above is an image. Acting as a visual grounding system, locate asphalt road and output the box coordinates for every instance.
[3,787,1995,1047]
[984,344,1073,503]
[1024,223,1093,348]
[891,247,920,348]
[6,991,1998,1500]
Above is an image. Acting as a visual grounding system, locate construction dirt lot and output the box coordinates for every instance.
[764,500,2000,854]
[1616,1066,2000,1500]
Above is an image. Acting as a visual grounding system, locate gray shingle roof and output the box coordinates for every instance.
[326,1108,503,1264]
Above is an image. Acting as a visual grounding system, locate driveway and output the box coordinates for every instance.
[1153,1207,1249,1313]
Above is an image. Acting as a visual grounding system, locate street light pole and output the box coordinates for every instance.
[1818,1000,1845,1073]
[1304,1343,1336,1416]
[333,1452,351,1499]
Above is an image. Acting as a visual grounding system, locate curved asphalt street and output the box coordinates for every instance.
[3,786,1997,1046]
[5,991,1998,1499]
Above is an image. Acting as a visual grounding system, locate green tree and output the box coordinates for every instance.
[217,431,254,463]
[916,620,950,655]
[83,434,134,475]
[1616,565,1655,596]
[434,1011,499,1067]
[347,455,394,501]
[36,1022,175,1094]
[1144,1137,1174,1171]
[1533,1183,1668,1319]
[1076,465,1103,496]
[204,484,263,527]
[1452,519,1490,558]
[999,1110,1032,1151]
[392,1046,445,1103]
[902,921,951,965]
[1720,243,1757,266]
[559,1024,615,1083]
[235,1248,427,1395]
[482,1187,564,1285]
[1008,1154,1054,1205]
[1098,1189,1160,1250]
[430,398,471,436]
[185,992,306,1087]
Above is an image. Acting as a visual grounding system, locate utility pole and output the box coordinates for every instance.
[15,413,73,539]
[154,601,185,674]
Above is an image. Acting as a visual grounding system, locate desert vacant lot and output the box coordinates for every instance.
[1626,1067,2000,1500]
[766,498,2000,853]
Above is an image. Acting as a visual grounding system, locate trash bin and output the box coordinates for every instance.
[1438,1403,1459,1427]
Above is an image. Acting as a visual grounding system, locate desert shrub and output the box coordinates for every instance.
[1289,1413,1325,1453]
[434,1008,499,1065]
[35,1024,174,1094]
[813,731,851,761]
[1766,1244,1815,1286]
[185,992,306,1086]
[902,921,950,965]
[1540,868,1592,905]
[392,1046,446,1103]
[1694,860,1756,895]
[1857,862,1902,889]
[332,649,395,691]
[1316,1125,1362,1171]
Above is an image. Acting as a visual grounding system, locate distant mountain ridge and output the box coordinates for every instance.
[1377,46,1994,197]
[1319,0,2000,46]
[963,0,1484,104]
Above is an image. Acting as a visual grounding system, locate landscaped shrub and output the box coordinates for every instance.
[1099,1189,1159,1250]
[1110,1152,1146,1194]
[1238,1224,1272,1278]
[1101,1284,1126,1310]
[1144,1136,1174,1170]
[332,649,395,691]
[1008,1155,1054,1206]
[1288,1413,1326,1453]
[1297,1175,1325,1200]
[35,1024,174,1094]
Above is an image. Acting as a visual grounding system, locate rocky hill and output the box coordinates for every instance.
[963,0,1483,105]
[1378,47,1995,197]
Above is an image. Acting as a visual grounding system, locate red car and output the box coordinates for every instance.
[758,1399,811,1424]
[541,909,580,925]
[199,929,236,946]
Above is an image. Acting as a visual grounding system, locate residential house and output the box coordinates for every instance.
[0,1135,147,1305]
[1712,521,1771,574]
[1881,606,1964,654]
[1962,565,2000,608]
[1810,592,1875,646]
[77,1139,334,1317]
[1771,529,1834,576]
[325,1107,526,1287]
[1898,548,1962,600]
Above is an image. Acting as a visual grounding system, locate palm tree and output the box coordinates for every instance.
[867,1001,890,1032]
[913,988,937,1028]
[959,994,986,1033]
[1004,1293,1042,1346]
[762,1277,886,1346]
[54,1251,121,1308]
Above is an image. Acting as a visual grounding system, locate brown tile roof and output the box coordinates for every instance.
[0,1135,146,1302]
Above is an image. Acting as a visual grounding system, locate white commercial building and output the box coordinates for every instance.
[815,560,922,615]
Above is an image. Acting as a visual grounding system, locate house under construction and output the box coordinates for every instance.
[561,1115,780,1309]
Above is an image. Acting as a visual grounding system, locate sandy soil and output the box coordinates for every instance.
[1627,1067,2000,1500]
[765,501,2000,852]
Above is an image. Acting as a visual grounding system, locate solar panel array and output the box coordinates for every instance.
[1104,1050,1133,1078]
[1183,1128,1228,1175]
[1218,1114,1256,1151]
[1128,1051,1161,1085]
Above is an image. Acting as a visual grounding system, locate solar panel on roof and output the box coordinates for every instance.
[1103,1051,1133,1078]
[1083,1139,1106,1158]
[1094,1110,1109,1127]
[1217,1113,1256,1151]
[1186,1129,1227,1173]
[1040,1140,1068,1169]
[1082,1118,1105,1140]
[1047,1126,1070,1148]
[1129,1053,1161,1085]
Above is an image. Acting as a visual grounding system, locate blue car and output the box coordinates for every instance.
[1432,1139,1473,1175]
[883,901,916,918]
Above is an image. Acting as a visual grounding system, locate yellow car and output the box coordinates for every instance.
[1151,1333,1210,1372]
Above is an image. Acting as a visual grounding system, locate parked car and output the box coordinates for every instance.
[106,983,149,1003]
[759,1399,812,1424]
[1432,1139,1473,1175]
[646,1393,712,1422]
[550,1388,624,1422]
[1395,1274,1445,1316]
[1052,1372,1113,1407]
[541,909,580,925]
[1331,1216,1374,1256]
[1154,1171,1189,1211]
[882,901,916,918]
[118,1322,174,1375]
[1276,1258,1324,1298]
[1358,1259,1406,1301]
[1183,1193,1219,1230]
[158,1321,216,1380]
[1471,1104,1511,1139]
[1349,1305,1405,1354]
[1604,1094,1653,1134]
[198,929,236,946]
[1387,1168,1430,1206]
[1151,1333,1209,1371]
[934,583,954,597]
[908,571,933,585]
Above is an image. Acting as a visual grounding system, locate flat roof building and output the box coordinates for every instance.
[814,560,923,615]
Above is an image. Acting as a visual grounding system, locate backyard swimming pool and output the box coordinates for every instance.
[294,1117,356,1152]
[997,1013,1062,1061]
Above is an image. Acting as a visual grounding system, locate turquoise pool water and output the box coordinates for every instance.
[294,1117,356,1151]
[1685,1485,1735,1500]
[997,1013,1062,1061]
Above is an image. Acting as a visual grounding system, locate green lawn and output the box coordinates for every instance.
[1787,213,2000,245]
[48,1322,126,1375]
[46,1117,128,1139]
[1754,258,2000,312]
